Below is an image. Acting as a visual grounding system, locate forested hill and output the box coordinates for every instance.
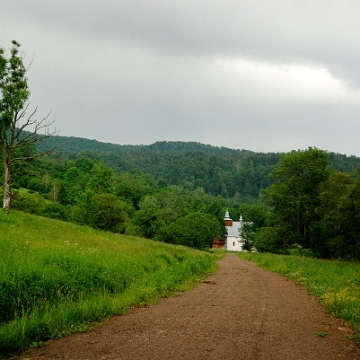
[38,136,248,155]
[38,135,360,203]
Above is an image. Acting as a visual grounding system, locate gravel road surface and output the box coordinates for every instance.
[22,253,360,359]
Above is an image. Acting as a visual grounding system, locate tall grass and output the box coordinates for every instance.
[0,211,221,357]
[239,252,360,342]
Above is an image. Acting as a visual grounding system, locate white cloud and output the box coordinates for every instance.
[214,57,360,104]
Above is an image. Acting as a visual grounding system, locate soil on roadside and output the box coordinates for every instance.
[21,253,360,359]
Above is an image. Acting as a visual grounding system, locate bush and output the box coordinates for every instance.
[170,212,221,249]
[42,202,67,220]
[289,243,314,257]
[27,178,46,194]
[11,192,45,215]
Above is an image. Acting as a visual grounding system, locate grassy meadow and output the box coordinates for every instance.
[0,210,221,357]
[238,252,360,343]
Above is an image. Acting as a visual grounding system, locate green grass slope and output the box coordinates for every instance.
[0,211,221,357]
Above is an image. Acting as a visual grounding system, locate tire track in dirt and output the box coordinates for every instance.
[246,262,268,360]
[21,253,360,360]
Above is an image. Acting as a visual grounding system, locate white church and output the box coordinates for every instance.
[224,210,244,252]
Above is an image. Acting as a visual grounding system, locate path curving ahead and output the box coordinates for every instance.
[22,254,360,359]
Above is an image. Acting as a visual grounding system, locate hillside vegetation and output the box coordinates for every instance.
[38,136,360,202]
[3,137,360,259]
[2,134,360,258]
[0,210,220,357]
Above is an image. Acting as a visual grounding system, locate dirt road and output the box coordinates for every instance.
[22,254,360,359]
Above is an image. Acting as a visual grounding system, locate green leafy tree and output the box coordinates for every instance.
[116,171,156,209]
[71,190,99,228]
[0,40,56,211]
[42,201,67,220]
[264,147,329,251]
[157,189,187,224]
[239,203,267,251]
[11,191,45,215]
[340,172,360,259]
[205,200,227,237]
[64,166,80,182]
[97,193,129,233]
[86,162,114,194]
[254,225,282,253]
[126,196,165,239]
[170,212,221,249]
[315,171,354,258]
[75,157,94,173]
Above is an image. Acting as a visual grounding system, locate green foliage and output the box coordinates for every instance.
[289,244,314,257]
[0,41,57,212]
[64,166,80,182]
[126,196,165,239]
[0,40,29,134]
[170,212,222,249]
[42,201,68,220]
[39,138,278,202]
[12,136,360,258]
[27,177,46,193]
[71,189,129,232]
[37,136,360,204]
[71,190,99,228]
[258,151,360,259]
[315,331,328,337]
[8,154,231,250]
[96,193,128,233]
[264,147,329,250]
[205,200,227,237]
[0,40,31,211]
[0,210,221,356]
[86,162,114,194]
[239,203,267,251]
[314,171,355,258]
[253,226,284,253]
[11,191,46,215]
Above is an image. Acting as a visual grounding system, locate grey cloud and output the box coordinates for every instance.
[1,1,360,156]
[4,1,360,84]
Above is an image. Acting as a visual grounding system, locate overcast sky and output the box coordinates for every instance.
[1,1,360,156]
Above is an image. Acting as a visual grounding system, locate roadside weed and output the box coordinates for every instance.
[315,331,328,337]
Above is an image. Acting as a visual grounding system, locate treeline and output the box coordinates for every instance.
[38,137,246,156]
[38,137,360,203]
[7,155,232,249]
[241,147,360,260]
[6,136,360,258]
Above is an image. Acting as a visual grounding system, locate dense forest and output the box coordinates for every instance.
[38,136,360,203]
[1,134,360,258]
[255,147,360,260]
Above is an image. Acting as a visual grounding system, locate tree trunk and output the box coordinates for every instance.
[3,160,11,212]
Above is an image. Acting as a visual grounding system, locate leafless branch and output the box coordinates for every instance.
[10,146,58,165]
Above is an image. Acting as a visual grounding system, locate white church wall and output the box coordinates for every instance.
[226,236,243,252]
